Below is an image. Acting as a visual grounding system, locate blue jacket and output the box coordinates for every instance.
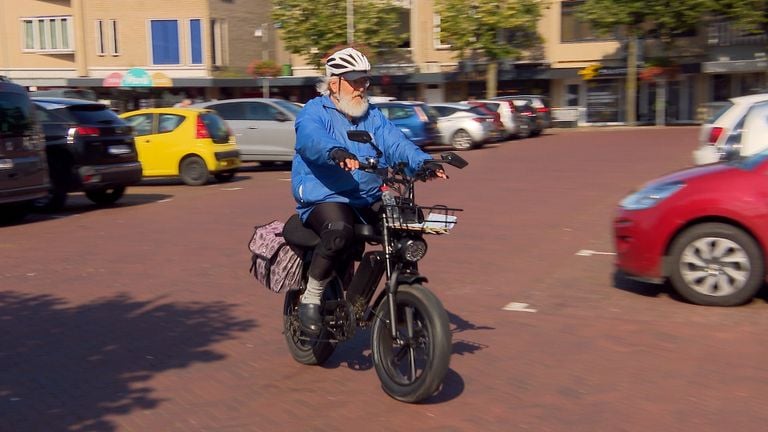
[291,95,432,222]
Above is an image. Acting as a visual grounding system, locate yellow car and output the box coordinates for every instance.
[120,108,241,185]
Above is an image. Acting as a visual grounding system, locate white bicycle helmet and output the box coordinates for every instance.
[325,47,371,79]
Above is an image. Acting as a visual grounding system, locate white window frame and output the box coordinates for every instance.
[22,16,74,53]
[433,14,451,49]
[95,20,106,55]
[109,19,120,55]
[211,18,228,67]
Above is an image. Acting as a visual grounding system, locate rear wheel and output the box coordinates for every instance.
[85,186,125,205]
[450,129,473,151]
[283,287,336,365]
[180,156,208,186]
[370,284,451,403]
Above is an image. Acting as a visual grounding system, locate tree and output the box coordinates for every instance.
[435,0,545,98]
[575,0,759,125]
[272,0,407,69]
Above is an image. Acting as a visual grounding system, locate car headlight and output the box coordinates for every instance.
[619,181,685,210]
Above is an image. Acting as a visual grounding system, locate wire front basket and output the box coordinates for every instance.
[383,202,462,235]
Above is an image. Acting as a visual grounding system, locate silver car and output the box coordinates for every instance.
[429,103,497,150]
[193,98,301,162]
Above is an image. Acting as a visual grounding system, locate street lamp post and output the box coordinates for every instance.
[346,0,354,44]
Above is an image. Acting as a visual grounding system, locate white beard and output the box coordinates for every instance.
[335,92,369,118]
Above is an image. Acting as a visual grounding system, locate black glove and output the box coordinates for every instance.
[330,148,358,165]
[420,161,445,179]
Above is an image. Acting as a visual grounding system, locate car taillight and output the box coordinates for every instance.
[196,116,210,139]
[708,127,724,145]
[537,107,549,113]
[414,107,429,122]
[76,126,100,136]
[472,117,485,123]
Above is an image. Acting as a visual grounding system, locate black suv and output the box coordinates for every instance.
[0,77,49,223]
[32,97,142,210]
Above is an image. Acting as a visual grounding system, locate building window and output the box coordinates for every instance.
[150,19,180,65]
[110,20,120,55]
[22,16,73,53]
[433,14,450,49]
[561,1,615,42]
[189,19,203,65]
[210,19,227,67]
[96,20,106,55]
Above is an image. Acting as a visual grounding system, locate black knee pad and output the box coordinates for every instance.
[318,221,354,257]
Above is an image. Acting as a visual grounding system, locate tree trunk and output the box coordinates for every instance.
[626,36,638,126]
[486,62,498,99]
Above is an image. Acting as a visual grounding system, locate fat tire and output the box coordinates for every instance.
[282,289,336,365]
[180,156,209,186]
[85,186,126,205]
[370,284,451,403]
[668,222,764,306]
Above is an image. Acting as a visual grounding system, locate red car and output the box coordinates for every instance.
[614,153,768,306]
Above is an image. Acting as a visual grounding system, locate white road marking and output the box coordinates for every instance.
[575,249,616,256]
[502,302,537,313]
[158,198,173,203]
[220,187,243,191]
[279,178,291,181]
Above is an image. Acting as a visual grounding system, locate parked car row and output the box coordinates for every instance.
[2,89,552,219]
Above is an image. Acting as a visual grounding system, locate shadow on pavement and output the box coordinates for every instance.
[612,270,668,298]
[0,291,256,432]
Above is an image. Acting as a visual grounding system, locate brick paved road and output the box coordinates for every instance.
[3,127,768,431]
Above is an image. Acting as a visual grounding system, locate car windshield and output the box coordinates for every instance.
[66,104,123,125]
[736,148,768,170]
[422,104,440,122]
[272,99,302,117]
[0,93,34,137]
[706,102,733,124]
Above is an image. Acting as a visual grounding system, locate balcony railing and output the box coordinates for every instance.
[708,21,767,46]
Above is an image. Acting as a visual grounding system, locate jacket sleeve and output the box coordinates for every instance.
[294,106,342,165]
[371,109,431,173]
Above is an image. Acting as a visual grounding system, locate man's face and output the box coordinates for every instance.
[332,74,370,118]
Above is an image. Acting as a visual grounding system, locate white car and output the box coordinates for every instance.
[429,103,497,150]
[693,93,768,165]
[461,99,531,140]
[193,98,301,163]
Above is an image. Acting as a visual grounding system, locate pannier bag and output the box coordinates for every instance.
[248,220,303,293]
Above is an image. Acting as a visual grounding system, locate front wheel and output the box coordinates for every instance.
[668,223,764,306]
[85,186,125,205]
[370,284,451,403]
[450,129,473,151]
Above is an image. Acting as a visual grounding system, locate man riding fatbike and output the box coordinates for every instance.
[290,47,446,334]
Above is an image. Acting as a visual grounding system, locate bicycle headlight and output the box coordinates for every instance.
[398,238,428,262]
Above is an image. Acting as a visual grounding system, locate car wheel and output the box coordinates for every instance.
[668,223,764,306]
[516,120,531,139]
[214,171,236,182]
[85,186,126,205]
[180,156,209,186]
[450,129,473,151]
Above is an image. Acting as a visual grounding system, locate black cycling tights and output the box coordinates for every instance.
[305,202,375,281]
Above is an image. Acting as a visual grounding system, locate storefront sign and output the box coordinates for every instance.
[101,69,174,87]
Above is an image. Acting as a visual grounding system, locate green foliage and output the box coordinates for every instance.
[435,0,545,61]
[576,0,767,40]
[272,0,407,69]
